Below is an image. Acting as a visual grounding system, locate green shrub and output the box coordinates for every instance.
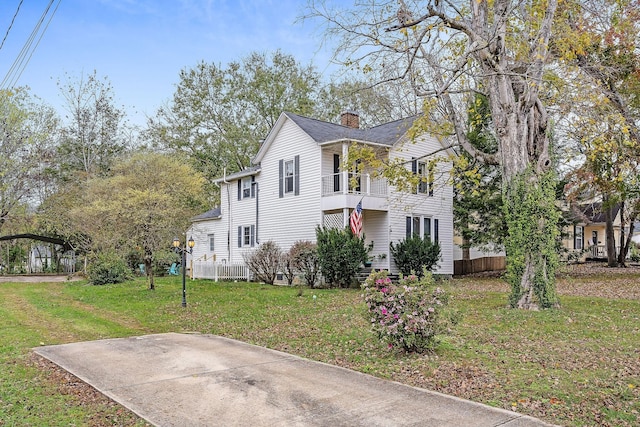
[316,226,368,288]
[389,235,440,277]
[630,244,640,263]
[87,251,131,285]
[362,269,456,352]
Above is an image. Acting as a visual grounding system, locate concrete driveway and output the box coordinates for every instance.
[35,333,556,427]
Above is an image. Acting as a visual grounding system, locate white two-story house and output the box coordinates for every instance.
[188,111,454,276]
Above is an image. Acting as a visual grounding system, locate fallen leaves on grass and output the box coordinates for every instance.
[28,354,149,427]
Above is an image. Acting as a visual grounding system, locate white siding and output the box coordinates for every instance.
[189,115,455,277]
[363,210,390,270]
[258,118,323,251]
[388,134,454,275]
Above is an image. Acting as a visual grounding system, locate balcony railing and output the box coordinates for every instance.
[321,173,388,197]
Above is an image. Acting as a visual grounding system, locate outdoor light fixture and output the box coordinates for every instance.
[172,236,195,307]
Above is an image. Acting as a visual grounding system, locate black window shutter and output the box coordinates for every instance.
[411,158,417,193]
[250,176,255,198]
[279,159,284,198]
[573,225,578,249]
[294,155,300,195]
[237,180,241,200]
[434,219,439,242]
[250,225,255,247]
[237,226,242,247]
[406,217,411,238]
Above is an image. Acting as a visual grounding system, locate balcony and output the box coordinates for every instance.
[321,173,388,197]
[321,173,389,211]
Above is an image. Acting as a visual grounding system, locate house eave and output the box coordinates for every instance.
[318,138,393,148]
[212,167,261,184]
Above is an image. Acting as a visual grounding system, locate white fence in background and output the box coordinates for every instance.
[192,260,251,282]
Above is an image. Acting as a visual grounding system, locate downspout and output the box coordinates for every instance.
[223,168,231,262]
[254,181,259,244]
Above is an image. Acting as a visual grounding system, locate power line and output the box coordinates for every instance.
[1,0,62,90]
[0,0,24,51]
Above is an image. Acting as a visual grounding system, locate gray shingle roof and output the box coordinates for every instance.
[191,207,221,222]
[285,112,417,146]
[570,202,621,224]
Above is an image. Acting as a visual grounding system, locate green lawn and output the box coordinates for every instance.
[1,273,638,426]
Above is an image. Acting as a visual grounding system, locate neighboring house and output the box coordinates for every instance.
[28,245,76,274]
[188,111,454,277]
[563,202,626,260]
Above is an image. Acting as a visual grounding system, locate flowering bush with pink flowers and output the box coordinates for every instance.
[362,269,456,352]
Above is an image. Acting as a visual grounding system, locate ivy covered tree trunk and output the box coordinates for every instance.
[503,171,560,309]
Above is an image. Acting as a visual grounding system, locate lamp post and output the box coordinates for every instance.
[172,236,195,307]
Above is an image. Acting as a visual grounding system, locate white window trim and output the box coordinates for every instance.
[284,159,295,194]
[242,177,252,199]
[407,214,437,242]
[417,161,434,196]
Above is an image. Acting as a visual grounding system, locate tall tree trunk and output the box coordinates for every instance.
[503,170,559,309]
[462,237,470,260]
[617,201,627,267]
[144,250,154,290]
[604,198,618,267]
[619,207,638,266]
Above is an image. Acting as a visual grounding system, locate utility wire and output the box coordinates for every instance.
[1,0,61,90]
[0,0,24,51]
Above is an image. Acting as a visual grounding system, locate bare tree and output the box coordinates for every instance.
[57,70,131,180]
[308,0,561,308]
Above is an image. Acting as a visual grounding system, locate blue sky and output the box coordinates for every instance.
[0,0,336,126]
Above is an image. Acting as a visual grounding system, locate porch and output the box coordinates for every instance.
[587,245,607,259]
[321,172,389,211]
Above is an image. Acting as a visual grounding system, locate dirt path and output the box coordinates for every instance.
[0,274,83,283]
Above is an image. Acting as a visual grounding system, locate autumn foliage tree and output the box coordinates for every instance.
[73,152,207,289]
[558,0,640,266]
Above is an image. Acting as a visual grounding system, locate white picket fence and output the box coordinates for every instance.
[192,260,251,282]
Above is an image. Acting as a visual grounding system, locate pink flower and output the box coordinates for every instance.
[381,307,388,315]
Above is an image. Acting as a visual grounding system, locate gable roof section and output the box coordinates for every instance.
[286,112,417,145]
[254,112,419,163]
[569,202,621,224]
[191,207,222,222]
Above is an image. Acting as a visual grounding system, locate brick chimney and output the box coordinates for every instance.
[340,111,360,129]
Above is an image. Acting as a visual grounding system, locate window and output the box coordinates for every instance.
[417,161,434,196]
[237,176,255,200]
[406,215,439,242]
[574,225,584,250]
[237,225,255,247]
[208,234,214,251]
[284,160,294,193]
[243,226,251,246]
[242,178,252,198]
[424,218,431,241]
[279,155,300,197]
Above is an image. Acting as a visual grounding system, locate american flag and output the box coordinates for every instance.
[350,201,363,237]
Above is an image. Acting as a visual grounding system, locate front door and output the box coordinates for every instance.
[333,154,340,192]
